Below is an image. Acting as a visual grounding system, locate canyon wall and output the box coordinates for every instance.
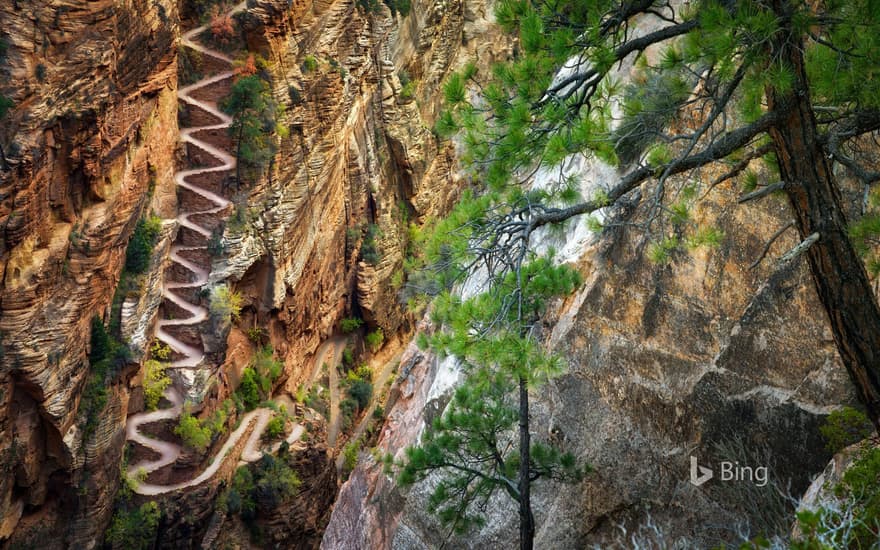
[214,0,507,382]
[0,0,179,546]
[321,13,865,550]
[1,0,506,545]
[324,162,859,549]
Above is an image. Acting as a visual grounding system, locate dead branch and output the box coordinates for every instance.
[737,181,785,204]
[749,221,795,270]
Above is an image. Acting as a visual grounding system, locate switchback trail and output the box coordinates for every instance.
[123,2,303,495]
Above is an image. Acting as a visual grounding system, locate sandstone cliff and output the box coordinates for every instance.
[0,0,507,541]
[0,0,179,546]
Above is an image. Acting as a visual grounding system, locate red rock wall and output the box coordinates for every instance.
[0,0,179,545]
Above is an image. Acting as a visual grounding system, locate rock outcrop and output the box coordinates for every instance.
[206,0,509,414]
[324,167,859,549]
[0,0,179,545]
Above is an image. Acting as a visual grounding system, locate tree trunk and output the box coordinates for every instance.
[518,375,534,550]
[768,4,880,428]
[236,121,243,187]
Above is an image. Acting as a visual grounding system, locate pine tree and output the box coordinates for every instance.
[222,73,280,183]
[398,256,587,549]
[429,0,880,431]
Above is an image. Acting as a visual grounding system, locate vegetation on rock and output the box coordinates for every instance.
[234,346,283,411]
[142,359,171,411]
[124,215,162,275]
[218,452,301,542]
[396,255,587,547]
[175,410,214,452]
[795,443,880,548]
[209,283,243,325]
[81,317,130,442]
[222,63,282,183]
[429,0,880,433]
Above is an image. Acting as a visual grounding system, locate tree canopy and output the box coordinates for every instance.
[222,68,283,182]
[421,0,880,428]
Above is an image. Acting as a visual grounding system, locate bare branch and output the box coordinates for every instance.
[779,232,820,265]
[749,221,795,270]
[737,181,785,204]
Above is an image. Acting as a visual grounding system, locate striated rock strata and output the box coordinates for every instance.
[0,0,179,546]
[209,0,508,365]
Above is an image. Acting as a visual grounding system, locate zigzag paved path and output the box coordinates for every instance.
[124,2,303,496]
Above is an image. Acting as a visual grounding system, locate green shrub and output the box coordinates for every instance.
[385,0,411,16]
[175,411,213,452]
[89,316,113,365]
[237,368,261,411]
[301,55,318,73]
[264,415,285,440]
[795,446,880,548]
[223,455,300,523]
[209,284,243,324]
[226,466,257,520]
[246,326,267,343]
[0,95,12,119]
[398,69,411,87]
[820,407,874,452]
[355,363,372,381]
[340,317,363,333]
[149,340,172,361]
[125,216,162,274]
[234,347,283,411]
[399,80,416,101]
[361,224,382,265]
[252,346,283,392]
[357,0,379,12]
[142,359,171,410]
[365,328,384,352]
[342,438,360,478]
[294,384,307,403]
[348,379,373,410]
[342,347,354,367]
[82,316,130,441]
[288,85,302,104]
[105,501,160,550]
[205,400,231,434]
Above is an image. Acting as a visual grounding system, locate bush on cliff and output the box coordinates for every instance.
[209,283,243,325]
[104,501,160,550]
[219,454,300,534]
[124,215,162,275]
[142,359,171,411]
[175,410,213,452]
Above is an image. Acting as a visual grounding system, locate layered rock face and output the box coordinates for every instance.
[212,0,508,404]
[0,0,502,543]
[0,0,179,545]
[324,170,858,549]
